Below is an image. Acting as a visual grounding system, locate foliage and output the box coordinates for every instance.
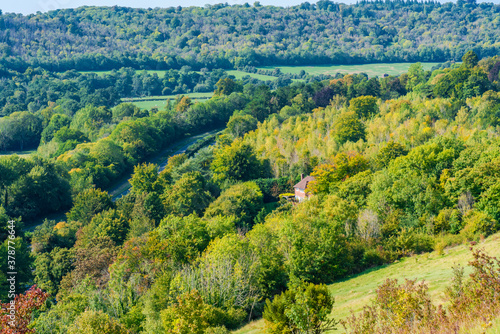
[1,3,499,75]
[211,139,265,184]
[348,96,378,119]
[204,182,263,230]
[308,153,369,195]
[34,247,74,296]
[67,310,128,334]
[162,172,212,217]
[343,278,444,334]
[66,188,113,225]
[161,290,230,334]
[0,285,49,334]
[332,111,366,144]
[344,248,500,334]
[263,282,337,334]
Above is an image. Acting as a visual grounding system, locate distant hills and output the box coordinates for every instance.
[0,0,498,71]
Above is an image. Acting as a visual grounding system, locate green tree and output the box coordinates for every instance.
[53,126,88,143]
[204,182,263,230]
[462,50,479,69]
[0,237,33,300]
[41,113,71,143]
[263,282,337,334]
[214,78,243,96]
[130,163,169,194]
[66,188,113,225]
[309,153,369,195]
[162,171,212,217]
[348,95,378,118]
[405,62,426,91]
[156,214,211,263]
[226,114,258,138]
[332,111,365,144]
[33,247,74,296]
[112,103,142,122]
[375,141,408,168]
[161,290,228,334]
[79,209,130,246]
[211,139,264,184]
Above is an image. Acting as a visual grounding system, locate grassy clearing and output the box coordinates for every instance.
[0,149,36,157]
[121,92,213,110]
[78,70,171,77]
[234,233,500,334]
[226,70,277,81]
[257,62,444,78]
[79,69,277,82]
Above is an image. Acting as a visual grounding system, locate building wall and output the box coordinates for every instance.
[294,188,307,202]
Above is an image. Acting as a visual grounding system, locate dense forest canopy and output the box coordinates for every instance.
[3,0,500,331]
[0,0,498,71]
[1,49,500,332]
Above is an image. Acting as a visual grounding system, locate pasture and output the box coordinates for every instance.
[121,92,213,110]
[257,62,446,78]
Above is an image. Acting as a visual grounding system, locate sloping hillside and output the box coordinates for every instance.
[235,233,500,333]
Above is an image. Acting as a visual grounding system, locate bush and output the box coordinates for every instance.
[345,248,500,334]
[362,248,386,268]
[460,210,498,240]
[263,282,337,334]
[384,228,435,256]
[343,279,446,334]
[433,233,465,255]
[434,208,461,234]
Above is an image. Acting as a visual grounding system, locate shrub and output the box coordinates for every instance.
[343,279,446,334]
[161,290,231,334]
[434,208,461,234]
[263,282,337,334]
[384,228,434,256]
[460,210,498,240]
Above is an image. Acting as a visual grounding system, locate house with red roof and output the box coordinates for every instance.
[293,174,315,202]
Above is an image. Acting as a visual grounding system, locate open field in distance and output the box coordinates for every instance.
[257,62,446,78]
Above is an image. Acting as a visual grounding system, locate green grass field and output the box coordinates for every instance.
[79,63,446,84]
[121,92,213,110]
[0,149,36,157]
[78,69,276,81]
[234,233,500,334]
[257,62,445,78]
[226,70,277,81]
[78,70,170,77]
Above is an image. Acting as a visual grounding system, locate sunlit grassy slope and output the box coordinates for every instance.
[234,233,500,334]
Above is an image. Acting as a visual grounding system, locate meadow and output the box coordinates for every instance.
[78,69,276,81]
[225,70,277,81]
[121,92,213,110]
[257,62,446,78]
[0,149,36,157]
[234,233,500,334]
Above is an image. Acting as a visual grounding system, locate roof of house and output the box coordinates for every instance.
[293,176,315,190]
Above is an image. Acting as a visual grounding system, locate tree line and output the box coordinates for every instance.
[0,1,499,72]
